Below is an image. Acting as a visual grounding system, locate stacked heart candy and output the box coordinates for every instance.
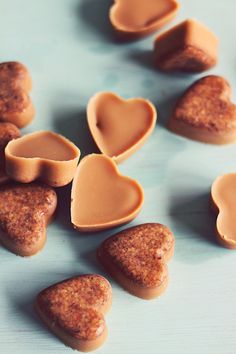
[1,0,236,352]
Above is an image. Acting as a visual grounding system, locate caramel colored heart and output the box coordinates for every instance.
[71,154,144,232]
[0,183,57,256]
[211,173,236,249]
[98,223,174,299]
[35,274,112,352]
[110,0,179,39]
[0,61,35,128]
[0,122,20,185]
[87,92,157,163]
[169,75,236,144]
[154,19,218,73]
[5,131,80,187]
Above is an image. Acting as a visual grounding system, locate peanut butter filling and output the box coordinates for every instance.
[110,0,179,37]
[71,154,144,231]
[7,131,78,161]
[5,131,80,187]
[87,92,157,163]
[211,173,236,249]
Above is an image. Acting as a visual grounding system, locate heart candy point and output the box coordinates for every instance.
[110,0,180,39]
[35,275,112,352]
[5,130,81,187]
[87,92,157,163]
[98,223,175,299]
[211,173,236,249]
[169,75,236,144]
[71,154,144,232]
[0,182,57,256]
[0,61,35,128]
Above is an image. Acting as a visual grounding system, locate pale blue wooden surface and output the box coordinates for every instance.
[0,1,236,353]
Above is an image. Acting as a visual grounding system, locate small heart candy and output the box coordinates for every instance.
[87,92,157,163]
[0,122,20,184]
[169,75,236,144]
[211,173,236,249]
[110,0,180,39]
[0,61,35,128]
[98,223,174,299]
[35,274,112,352]
[71,154,144,231]
[5,131,81,187]
[0,183,57,256]
[154,19,218,73]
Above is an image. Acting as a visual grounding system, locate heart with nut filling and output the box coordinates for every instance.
[87,92,157,163]
[0,61,35,128]
[35,274,112,352]
[169,75,236,144]
[71,154,144,231]
[98,223,175,299]
[0,183,57,256]
[110,0,180,39]
[0,122,20,185]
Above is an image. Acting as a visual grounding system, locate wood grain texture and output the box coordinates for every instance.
[0,0,236,353]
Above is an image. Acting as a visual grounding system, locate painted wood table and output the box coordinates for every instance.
[0,0,236,353]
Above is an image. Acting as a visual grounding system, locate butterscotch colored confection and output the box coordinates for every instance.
[98,223,174,299]
[169,75,236,144]
[71,154,144,232]
[35,275,112,352]
[154,19,218,72]
[0,183,57,256]
[211,173,236,249]
[110,0,179,39]
[5,131,81,187]
[0,122,20,184]
[0,61,35,127]
[87,92,157,163]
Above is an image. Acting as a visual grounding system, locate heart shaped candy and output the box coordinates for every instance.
[154,19,218,73]
[211,173,236,249]
[0,61,35,128]
[71,154,144,231]
[98,223,174,299]
[87,92,157,163]
[0,183,57,256]
[5,131,81,187]
[35,274,112,352]
[169,75,236,144]
[110,0,180,39]
[0,122,20,184]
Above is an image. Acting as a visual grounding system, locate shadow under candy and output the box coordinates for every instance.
[168,192,229,264]
[53,108,99,158]
[78,0,114,42]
